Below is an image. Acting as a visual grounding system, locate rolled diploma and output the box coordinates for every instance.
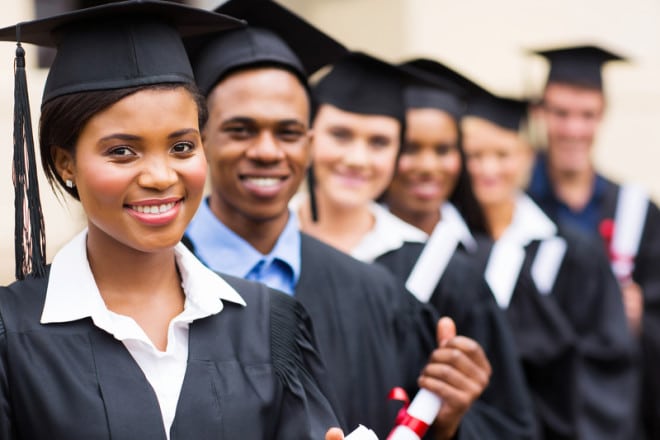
[388,389,441,440]
[345,424,379,439]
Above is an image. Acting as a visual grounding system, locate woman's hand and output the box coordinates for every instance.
[325,427,344,440]
[419,317,492,440]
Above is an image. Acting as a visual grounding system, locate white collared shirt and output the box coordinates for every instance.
[41,229,246,439]
[405,202,476,303]
[289,193,427,262]
[485,193,565,308]
[351,202,428,263]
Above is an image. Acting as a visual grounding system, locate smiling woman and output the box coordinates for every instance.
[0,2,339,439]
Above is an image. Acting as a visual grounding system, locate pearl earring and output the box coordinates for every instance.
[65,179,75,188]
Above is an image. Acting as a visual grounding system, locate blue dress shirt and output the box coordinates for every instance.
[528,153,607,236]
[185,198,301,295]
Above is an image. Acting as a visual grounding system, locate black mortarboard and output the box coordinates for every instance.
[465,88,529,132]
[313,51,414,123]
[532,44,627,90]
[399,58,470,120]
[0,0,242,280]
[0,0,243,104]
[192,0,347,96]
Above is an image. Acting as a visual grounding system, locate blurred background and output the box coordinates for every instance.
[1,0,660,284]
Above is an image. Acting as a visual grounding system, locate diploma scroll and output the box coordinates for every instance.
[387,388,441,440]
[345,424,379,439]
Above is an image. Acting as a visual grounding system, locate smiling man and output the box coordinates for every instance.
[527,44,660,439]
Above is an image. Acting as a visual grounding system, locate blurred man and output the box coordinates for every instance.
[527,44,660,439]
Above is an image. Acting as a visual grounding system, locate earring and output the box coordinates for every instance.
[65,179,75,188]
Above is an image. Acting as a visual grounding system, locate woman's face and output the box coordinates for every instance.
[311,104,401,209]
[386,108,461,217]
[54,87,206,253]
[462,117,532,207]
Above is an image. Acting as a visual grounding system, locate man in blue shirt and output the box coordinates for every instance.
[528,44,660,439]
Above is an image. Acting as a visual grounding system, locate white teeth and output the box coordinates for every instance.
[246,177,281,187]
[132,202,176,214]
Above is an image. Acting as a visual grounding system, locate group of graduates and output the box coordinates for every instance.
[0,0,657,439]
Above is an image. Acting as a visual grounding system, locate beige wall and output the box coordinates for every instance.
[276,0,660,206]
[1,0,659,284]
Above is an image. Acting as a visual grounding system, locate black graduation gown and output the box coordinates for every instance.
[471,227,640,440]
[532,174,660,438]
[296,234,438,438]
[594,179,660,440]
[375,242,538,440]
[0,271,338,440]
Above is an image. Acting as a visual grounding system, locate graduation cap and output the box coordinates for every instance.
[399,58,471,120]
[192,0,347,96]
[532,44,627,90]
[313,51,417,124]
[0,0,243,280]
[465,89,529,132]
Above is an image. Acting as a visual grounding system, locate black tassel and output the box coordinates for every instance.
[13,37,47,280]
[306,166,318,222]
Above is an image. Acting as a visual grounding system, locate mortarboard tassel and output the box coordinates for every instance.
[306,166,318,222]
[13,32,47,280]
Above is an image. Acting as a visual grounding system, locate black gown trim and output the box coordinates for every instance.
[270,291,308,385]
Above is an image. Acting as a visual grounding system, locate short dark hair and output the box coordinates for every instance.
[39,82,207,200]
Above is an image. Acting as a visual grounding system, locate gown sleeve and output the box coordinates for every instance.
[555,230,640,440]
[269,291,340,439]
[433,259,538,440]
[634,201,660,438]
[0,299,15,440]
[377,245,538,440]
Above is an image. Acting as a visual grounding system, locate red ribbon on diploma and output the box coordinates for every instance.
[387,387,430,439]
[599,219,634,284]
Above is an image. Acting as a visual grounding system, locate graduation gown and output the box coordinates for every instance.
[530,160,660,438]
[375,242,538,440]
[296,234,439,438]
[0,271,338,440]
[470,197,640,440]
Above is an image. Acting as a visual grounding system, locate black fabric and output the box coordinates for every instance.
[470,227,640,440]
[399,58,469,120]
[313,52,410,122]
[532,176,660,439]
[295,234,438,438]
[0,270,338,439]
[466,92,529,132]
[376,242,538,440]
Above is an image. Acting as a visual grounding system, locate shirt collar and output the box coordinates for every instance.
[186,198,301,284]
[41,228,245,326]
[440,202,477,252]
[500,193,557,245]
[352,202,428,262]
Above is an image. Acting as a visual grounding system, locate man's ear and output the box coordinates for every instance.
[305,128,314,168]
[51,146,75,184]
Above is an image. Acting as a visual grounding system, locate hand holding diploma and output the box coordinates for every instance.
[390,317,492,440]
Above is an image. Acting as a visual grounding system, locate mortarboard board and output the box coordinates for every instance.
[0,0,243,104]
[191,0,347,96]
[313,51,415,123]
[531,44,627,90]
[0,0,243,280]
[465,88,529,132]
[399,58,470,120]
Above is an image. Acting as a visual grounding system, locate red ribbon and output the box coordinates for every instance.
[599,219,634,284]
[387,387,430,439]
